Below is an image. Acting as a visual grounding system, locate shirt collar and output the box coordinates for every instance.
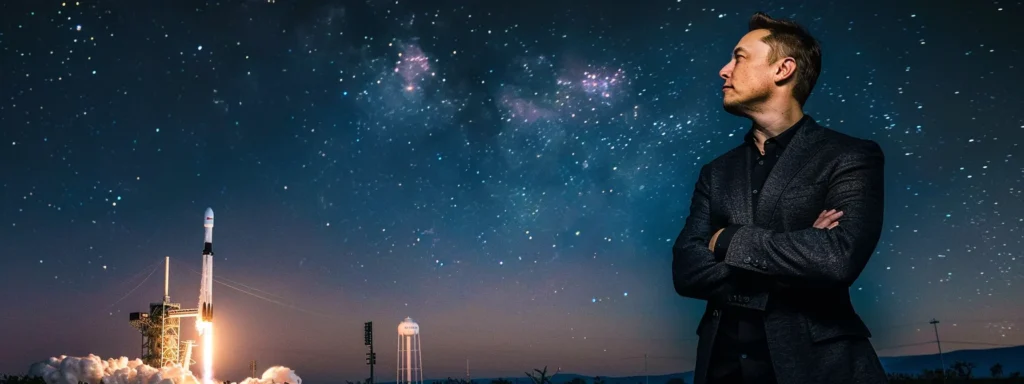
[743,114,809,150]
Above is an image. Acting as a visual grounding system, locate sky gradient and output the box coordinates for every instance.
[1,0,1022,383]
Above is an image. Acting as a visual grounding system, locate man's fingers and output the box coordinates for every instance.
[816,219,840,229]
[813,210,844,229]
[819,210,844,220]
[817,209,839,217]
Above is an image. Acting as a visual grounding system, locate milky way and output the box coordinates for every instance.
[1,0,1021,382]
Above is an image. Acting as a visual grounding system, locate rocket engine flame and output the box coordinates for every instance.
[202,322,213,384]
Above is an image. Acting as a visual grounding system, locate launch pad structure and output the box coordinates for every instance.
[129,256,201,368]
[129,208,216,371]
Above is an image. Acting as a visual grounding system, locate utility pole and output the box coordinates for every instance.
[249,360,258,379]
[644,354,648,384]
[365,321,376,384]
[930,318,946,384]
[466,359,471,382]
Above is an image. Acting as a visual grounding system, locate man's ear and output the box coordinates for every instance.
[774,57,797,83]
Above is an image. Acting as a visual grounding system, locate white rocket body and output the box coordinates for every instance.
[198,208,214,328]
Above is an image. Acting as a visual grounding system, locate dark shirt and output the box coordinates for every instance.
[706,114,809,384]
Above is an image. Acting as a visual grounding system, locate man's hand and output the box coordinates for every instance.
[815,209,843,229]
[709,228,725,252]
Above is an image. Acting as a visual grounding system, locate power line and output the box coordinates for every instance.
[874,339,1021,353]
[872,317,1024,334]
[875,341,937,352]
[940,341,1021,348]
[184,265,343,319]
[619,355,694,361]
[204,269,294,303]
[106,261,161,309]
[115,258,166,289]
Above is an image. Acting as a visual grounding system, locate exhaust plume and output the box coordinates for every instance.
[27,355,301,384]
[238,366,302,384]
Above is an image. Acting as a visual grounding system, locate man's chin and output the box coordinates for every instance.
[722,101,748,117]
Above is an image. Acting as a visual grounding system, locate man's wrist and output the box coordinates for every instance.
[713,224,743,261]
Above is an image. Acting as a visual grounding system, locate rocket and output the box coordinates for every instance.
[199,208,214,324]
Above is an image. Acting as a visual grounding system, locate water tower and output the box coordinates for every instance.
[396,317,423,384]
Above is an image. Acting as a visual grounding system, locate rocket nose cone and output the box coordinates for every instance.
[205,208,214,218]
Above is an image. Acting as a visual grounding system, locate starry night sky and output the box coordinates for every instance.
[1,0,1022,382]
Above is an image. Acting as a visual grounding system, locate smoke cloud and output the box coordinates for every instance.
[27,355,301,384]
[238,366,302,384]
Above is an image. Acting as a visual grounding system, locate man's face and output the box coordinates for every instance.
[719,29,775,116]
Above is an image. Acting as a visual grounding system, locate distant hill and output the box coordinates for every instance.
[374,345,1023,384]
[378,372,695,384]
[879,345,1024,378]
[543,372,693,384]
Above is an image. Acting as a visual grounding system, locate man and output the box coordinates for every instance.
[671,12,888,384]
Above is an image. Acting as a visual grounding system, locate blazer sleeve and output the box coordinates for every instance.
[672,163,743,302]
[720,140,885,287]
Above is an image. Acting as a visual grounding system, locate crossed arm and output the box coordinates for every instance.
[671,141,885,301]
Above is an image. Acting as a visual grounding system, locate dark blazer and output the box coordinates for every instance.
[672,116,888,384]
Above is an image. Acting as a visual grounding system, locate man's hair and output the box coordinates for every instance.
[748,12,821,106]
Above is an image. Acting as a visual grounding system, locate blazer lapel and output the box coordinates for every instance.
[750,118,828,226]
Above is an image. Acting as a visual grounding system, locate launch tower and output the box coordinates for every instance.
[129,256,198,368]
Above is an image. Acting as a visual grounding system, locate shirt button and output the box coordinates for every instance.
[758,160,764,165]
[741,354,748,359]
[752,189,758,194]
